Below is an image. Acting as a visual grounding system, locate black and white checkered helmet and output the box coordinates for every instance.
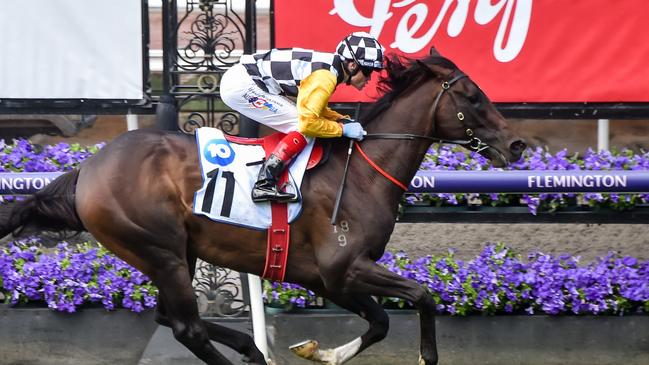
[336,32,385,69]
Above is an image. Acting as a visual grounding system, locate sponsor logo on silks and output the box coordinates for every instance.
[203,139,235,166]
[247,96,279,113]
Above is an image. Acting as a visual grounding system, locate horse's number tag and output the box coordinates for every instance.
[201,167,236,217]
[333,220,350,247]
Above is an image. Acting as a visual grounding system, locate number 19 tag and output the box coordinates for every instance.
[333,220,350,247]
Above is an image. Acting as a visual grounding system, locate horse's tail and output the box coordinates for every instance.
[0,169,85,238]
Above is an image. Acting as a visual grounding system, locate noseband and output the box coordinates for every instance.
[365,72,491,153]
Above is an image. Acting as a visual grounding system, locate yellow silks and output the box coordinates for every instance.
[296,69,348,138]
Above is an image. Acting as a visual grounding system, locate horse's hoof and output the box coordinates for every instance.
[241,355,269,365]
[289,339,319,359]
[419,352,438,365]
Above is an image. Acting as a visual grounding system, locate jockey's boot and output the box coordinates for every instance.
[251,131,307,203]
[251,154,295,202]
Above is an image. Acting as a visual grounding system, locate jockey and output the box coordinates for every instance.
[220,32,385,203]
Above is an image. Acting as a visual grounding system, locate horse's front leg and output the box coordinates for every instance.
[288,292,389,365]
[322,259,438,365]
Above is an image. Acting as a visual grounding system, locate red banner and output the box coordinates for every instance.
[275,0,649,103]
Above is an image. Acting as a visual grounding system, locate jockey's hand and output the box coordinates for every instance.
[342,122,367,141]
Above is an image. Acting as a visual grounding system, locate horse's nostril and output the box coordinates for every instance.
[509,139,527,153]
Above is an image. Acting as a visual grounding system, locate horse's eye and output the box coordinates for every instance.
[468,93,481,107]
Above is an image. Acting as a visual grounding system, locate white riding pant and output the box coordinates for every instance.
[221,64,299,134]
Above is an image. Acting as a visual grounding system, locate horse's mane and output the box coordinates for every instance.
[363,54,459,123]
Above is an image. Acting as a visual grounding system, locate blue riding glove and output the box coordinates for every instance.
[342,122,367,141]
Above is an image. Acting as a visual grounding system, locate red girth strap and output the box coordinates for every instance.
[262,200,290,282]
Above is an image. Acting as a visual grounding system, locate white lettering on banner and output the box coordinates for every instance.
[330,0,532,62]
[410,175,435,189]
[1,177,52,192]
[527,175,627,189]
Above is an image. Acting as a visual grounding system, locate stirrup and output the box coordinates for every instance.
[251,185,297,203]
[278,181,300,203]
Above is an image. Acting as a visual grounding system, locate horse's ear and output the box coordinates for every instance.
[416,60,436,77]
[429,46,441,57]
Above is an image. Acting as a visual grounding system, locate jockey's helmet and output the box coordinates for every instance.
[336,32,385,70]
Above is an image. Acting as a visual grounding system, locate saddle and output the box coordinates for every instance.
[224,132,327,171]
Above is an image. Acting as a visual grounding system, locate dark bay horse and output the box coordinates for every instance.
[1,50,525,365]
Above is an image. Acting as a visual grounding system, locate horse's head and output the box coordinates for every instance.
[370,49,526,167]
[419,48,525,166]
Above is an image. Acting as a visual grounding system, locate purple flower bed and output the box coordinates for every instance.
[2,140,648,315]
[0,237,157,313]
[263,281,319,309]
[0,139,102,172]
[265,244,649,316]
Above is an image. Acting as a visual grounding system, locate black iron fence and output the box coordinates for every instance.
[156,0,259,134]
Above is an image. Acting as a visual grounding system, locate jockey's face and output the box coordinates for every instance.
[347,61,372,90]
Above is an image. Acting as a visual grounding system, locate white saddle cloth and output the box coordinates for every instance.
[192,128,313,230]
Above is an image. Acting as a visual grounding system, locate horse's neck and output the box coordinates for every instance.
[358,88,434,200]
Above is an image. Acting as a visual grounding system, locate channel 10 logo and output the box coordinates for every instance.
[203,139,235,166]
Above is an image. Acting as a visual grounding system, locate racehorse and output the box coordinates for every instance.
[0,49,525,365]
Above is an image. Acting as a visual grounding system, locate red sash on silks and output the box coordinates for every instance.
[224,132,323,282]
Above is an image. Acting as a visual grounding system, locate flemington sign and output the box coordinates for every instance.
[408,170,649,194]
[0,172,63,194]
[3,171,648,195]
[274,0,649,103]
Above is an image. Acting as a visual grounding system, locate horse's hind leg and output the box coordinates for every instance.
[154,260,240,365]
[154,255,266,364]
[155,294,266,364]
[289,291,389,365]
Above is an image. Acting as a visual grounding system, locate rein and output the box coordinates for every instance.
[353,142,408,191]
[364,132,472,147]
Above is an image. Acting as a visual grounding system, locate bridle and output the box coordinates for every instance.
[364,72,491,153]
[355,72,498,190]
[331,71,499,223]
